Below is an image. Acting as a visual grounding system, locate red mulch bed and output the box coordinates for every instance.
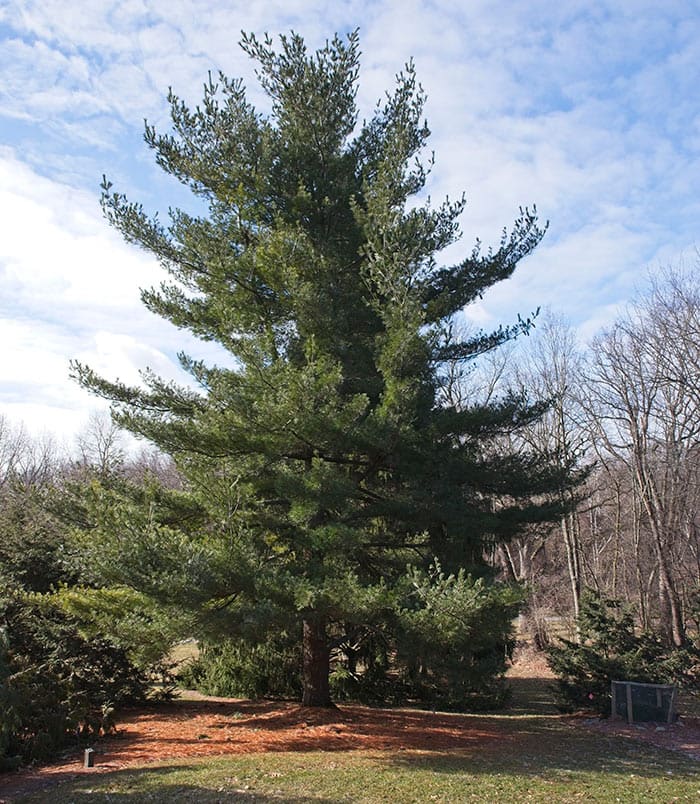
[0,697,508,802]
[1,689,698,802]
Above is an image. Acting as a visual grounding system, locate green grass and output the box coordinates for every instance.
[13,711,699,803]
[168,639,200,671]
[8,676,699,802]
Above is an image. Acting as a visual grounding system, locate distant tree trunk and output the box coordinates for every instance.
[636,460,686,647]
[652,536,686,647]
[561,507,582,624]
[301,613,333,707]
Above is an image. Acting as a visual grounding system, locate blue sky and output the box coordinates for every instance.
[1,0,699,446]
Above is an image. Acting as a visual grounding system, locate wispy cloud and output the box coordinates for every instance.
[1,0,699,442]
[0,148,221,439]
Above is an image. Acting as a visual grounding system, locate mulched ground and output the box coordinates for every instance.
[1,666,698,802]
[577,713,700,762]
[0,698,511,802]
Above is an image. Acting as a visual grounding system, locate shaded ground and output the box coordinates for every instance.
[1,650,698,803]
[508,646,700,761]
[0,700,513,801]
[579,713,700,762]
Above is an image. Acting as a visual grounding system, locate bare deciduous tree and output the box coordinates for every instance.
[584,267,700,646]
[508,314,590,622]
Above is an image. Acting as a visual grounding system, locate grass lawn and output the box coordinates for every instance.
[13,709,699,803]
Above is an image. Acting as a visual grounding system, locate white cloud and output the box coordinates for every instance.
[0,148,223,441]
[75,331,182,387]
[2,0,700,443]
[0,149,160,311]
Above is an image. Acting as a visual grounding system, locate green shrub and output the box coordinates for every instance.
[325,565,521,711]
[53,585,183,688]
[178,634,302,699]
[546,591,699,715]
[0,626,21,770]
[0,587,149,764]
[395,565,521,710]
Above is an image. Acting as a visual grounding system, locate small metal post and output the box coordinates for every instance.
[84,748,95,768]
[625,682,634,724]
[668,686,677,724]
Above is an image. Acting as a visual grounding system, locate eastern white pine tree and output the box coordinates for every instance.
[74,31,565,706]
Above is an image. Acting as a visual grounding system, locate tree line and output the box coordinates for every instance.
[484,267,700,650]
[3,264,698,748]
[1,31,698,763]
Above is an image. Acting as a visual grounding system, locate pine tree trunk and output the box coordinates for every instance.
[301,614,333,707]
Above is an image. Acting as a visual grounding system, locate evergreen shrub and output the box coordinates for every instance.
[329,565,522,710]
[395,565,522,710]
[546,591,699,715]
[178,634,302,699]
[0,587,149,765]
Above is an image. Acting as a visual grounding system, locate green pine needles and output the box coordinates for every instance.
[72,30,566,707]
